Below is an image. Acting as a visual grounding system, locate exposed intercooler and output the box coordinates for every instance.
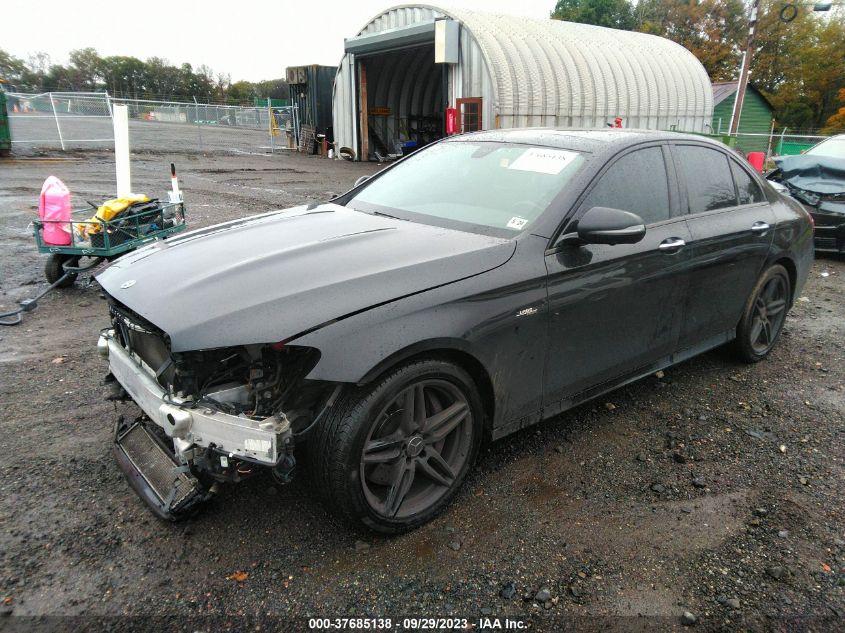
[113,420,206,520]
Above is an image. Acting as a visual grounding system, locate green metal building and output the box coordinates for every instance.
[711,81,774,154]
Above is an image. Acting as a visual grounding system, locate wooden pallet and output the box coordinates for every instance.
[298,125,315,154]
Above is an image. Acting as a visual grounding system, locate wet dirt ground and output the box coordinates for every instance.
[0,143,842,632]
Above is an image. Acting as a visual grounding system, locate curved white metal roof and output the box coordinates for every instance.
[353,4,713,130]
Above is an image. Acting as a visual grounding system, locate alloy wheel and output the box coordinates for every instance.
[359,379,474,519]
[749,275,788,355]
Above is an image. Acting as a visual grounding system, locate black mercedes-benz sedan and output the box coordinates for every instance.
[96,129,814,532]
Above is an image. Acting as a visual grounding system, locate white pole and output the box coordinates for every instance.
[113,104,131,197]
[49,92,65,151]
[765,118,776,160]
[193,96,204,153]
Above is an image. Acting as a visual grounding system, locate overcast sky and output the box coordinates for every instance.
[5,0,552,82]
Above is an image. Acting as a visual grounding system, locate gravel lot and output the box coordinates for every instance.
[0,137,842,632]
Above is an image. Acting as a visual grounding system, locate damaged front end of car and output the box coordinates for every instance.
[768,155,845,253]
[100,298,338,520]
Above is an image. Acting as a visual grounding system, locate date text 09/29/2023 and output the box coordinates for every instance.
[307,617,528,630]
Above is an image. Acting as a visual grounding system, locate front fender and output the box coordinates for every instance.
[294,236,550,430]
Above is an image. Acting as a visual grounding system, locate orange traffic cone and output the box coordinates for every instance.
[13,103,19,113]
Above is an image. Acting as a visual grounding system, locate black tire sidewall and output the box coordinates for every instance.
[45,254,79,288]
[320,359,484,534]
[735,264,791,363]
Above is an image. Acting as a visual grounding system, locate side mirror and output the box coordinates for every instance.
[570,206,646,245]
[353,175,370,188]
[768,180,788,194]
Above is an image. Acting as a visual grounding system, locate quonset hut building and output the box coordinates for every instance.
[332,4,713,161]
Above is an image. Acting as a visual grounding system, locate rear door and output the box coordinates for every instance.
[543,144,692,407]
[672,144,775,349]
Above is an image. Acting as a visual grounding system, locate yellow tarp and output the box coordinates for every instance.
[75,194,150,238]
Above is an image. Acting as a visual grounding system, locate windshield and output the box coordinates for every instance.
[347,141,586,233]
[806,136,845,159]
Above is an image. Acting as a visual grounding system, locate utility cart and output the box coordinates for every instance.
[33,200,187,287]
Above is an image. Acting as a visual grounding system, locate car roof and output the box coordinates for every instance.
[447,128,725,153]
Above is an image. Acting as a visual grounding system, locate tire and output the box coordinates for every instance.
[309,358,483,534]
[44,254,80,288]
[733,264,791,363]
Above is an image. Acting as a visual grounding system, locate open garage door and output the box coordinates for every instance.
[357,45,445,161]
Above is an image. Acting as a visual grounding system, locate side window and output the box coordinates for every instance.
[675,145,737,213]
[581,146,671,225]
[730,160,765,205]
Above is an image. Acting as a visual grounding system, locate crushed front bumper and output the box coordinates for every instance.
[100,329,293,518]
[100,329,291,467]
[810,204,845,254]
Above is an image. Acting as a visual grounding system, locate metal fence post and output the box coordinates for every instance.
[48,92,66,150]
[268,103,275,154]
[765,119,775,160]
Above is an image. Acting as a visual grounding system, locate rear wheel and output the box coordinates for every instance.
[309,359,483,533]
[44,254,80,288]
[733,264,791,363]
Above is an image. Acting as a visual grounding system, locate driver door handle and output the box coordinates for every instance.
[751,221,770,233]
[658,237,686,253]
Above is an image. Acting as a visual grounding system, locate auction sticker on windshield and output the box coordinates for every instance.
[508,148,580,175]
[507,216,528,230]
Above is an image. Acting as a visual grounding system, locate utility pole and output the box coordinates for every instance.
[729,0,762,135]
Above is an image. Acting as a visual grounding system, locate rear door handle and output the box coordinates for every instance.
[751,221,770,233]
[658,237,686,253]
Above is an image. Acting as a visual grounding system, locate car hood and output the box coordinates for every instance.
[97,204,514,351]
[772,154,845,195]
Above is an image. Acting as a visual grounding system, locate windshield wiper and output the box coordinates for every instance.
[372,210,404,221]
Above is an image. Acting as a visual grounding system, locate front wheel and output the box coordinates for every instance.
[44,254,80,288]
[309,359,483,533]
[733,264,791,363]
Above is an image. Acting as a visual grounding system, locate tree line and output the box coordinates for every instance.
[0,47,288,105]
[552,0,845,132]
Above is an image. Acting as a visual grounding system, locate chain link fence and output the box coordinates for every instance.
[6,91,113,149]
[5,91,299,154]
[697,130,829,159]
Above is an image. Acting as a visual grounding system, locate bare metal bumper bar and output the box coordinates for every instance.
[99,330,288,466]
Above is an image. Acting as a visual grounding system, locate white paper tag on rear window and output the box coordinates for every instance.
[508,148,579,175]
[507,216,528,230]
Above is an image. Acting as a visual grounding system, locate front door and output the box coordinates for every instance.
[671,144,776,349]
[543,144,692,408]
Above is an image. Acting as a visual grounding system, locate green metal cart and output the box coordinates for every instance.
[32,201,187,286]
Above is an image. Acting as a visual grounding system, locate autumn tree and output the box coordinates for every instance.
[824,89,845,132]
[635,0,746,80]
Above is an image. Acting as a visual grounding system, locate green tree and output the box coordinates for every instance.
[68,48,102,91]
[2,45,289,106]
[0,49,27,87]
[551,0,634,29]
